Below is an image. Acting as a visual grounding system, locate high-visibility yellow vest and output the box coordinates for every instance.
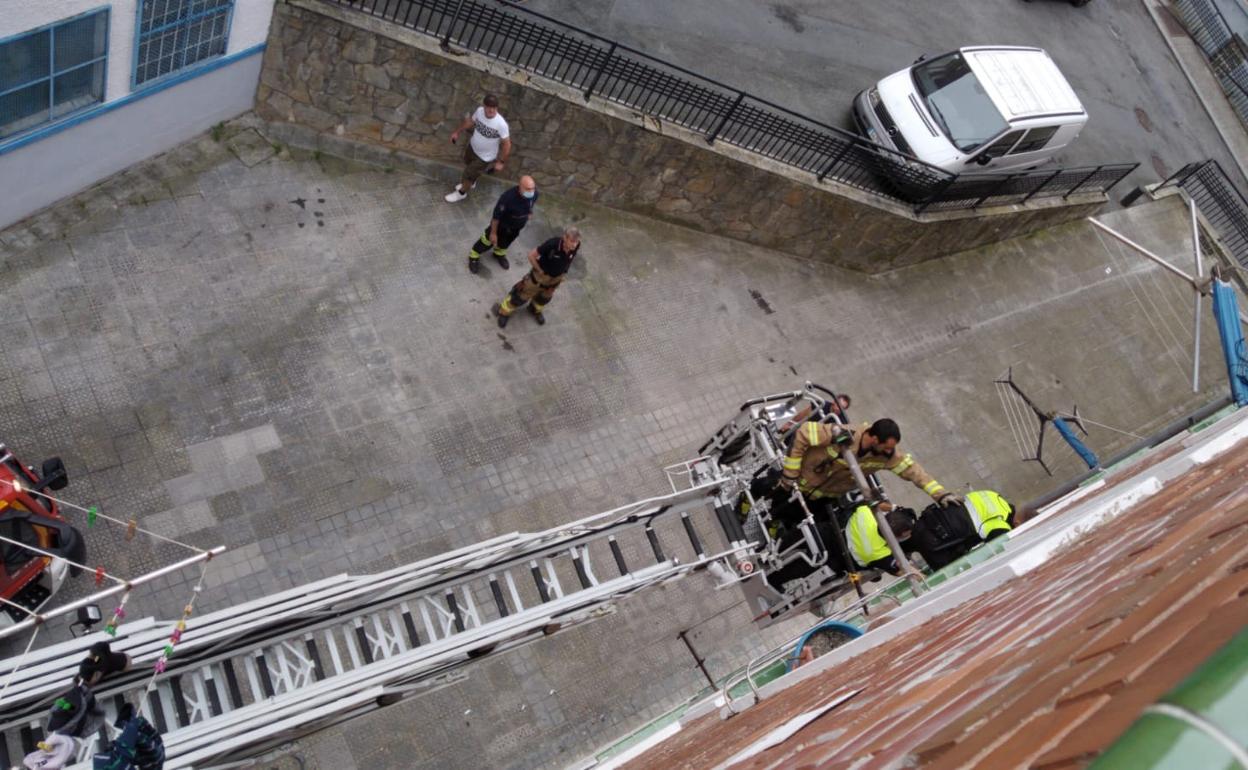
[847,505,891,567]
[964,490,1013,539]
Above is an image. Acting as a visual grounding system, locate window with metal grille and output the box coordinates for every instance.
[0,9,109,141]
[134,0,234,87]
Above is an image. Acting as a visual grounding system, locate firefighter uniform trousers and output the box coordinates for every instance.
[468,226,521,264]
[500,266,563,316]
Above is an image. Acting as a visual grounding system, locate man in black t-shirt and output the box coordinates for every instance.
[496,226,581,328]
[467,175,539,274]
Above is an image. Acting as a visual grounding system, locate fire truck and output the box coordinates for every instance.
[0,444,84,628]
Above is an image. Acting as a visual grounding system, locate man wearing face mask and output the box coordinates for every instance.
[466,175,538,274]
[779,417,959,508]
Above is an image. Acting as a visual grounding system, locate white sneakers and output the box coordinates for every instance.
[444,181,477,203]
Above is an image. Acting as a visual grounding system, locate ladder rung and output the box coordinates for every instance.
[446,592,465,633]
[489,576,509,618]
[353,621,374,665]
[682,512,705,557]
[571,551,592,589]
[530,561,550,603]
[203,669,223,716]
[147,689,169,733]
[401,604,421,647]
[222,658,244,709]
[609,536,628,576]
[255,653,275,698]
[645,524,665,562]
[305,636,326,681]
[170,675,190,727]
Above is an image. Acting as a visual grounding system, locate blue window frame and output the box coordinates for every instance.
[134,0,234,88]
[0,9,109,141]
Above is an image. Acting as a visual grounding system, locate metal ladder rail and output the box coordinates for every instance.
[0,480,731,721]
[0,496,729,747]
[85,552,735,770]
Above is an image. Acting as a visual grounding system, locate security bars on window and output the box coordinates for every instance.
[134,0,234,87]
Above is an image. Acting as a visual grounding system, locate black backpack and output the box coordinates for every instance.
[46,683,103,738]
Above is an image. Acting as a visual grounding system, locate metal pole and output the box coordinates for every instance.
[1192,199,1204,393]
[1088,216,1197,285]
[0,546,225,642]
[1088,217,1248,327]
[441,0,467,47]
[705,92,746,144]
[836,449,924,595]
[582,42,616,101]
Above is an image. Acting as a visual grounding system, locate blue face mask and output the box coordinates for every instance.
[521,190,535,199]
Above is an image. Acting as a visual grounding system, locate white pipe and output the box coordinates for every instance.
[0,546,224,642]
[1088,216,1248,327]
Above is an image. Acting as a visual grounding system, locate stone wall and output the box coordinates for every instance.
[255,0,1106,273]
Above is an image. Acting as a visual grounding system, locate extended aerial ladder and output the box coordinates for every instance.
[0,383,911,769]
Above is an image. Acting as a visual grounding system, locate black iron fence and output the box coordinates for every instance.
[1173,0,1248,128]
[320,0,1136,213]
[1159,160,1248,271]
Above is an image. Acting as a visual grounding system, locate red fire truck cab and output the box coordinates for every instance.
[0,444,84,628]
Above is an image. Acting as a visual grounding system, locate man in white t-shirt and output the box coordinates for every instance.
[445,94,512,202]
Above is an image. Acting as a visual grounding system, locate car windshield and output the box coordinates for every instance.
[912,52,1007,153]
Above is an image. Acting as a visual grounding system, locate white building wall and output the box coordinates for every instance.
[0,0,275,229]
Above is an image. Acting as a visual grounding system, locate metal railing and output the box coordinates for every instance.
[1158,159,1248,271]
[1173,0,1248,127]
[319,0,1136,213]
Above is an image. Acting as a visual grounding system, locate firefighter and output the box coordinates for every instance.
[779,417,960,508]
[467,175,538,274]
[908,489,1016,570]
[846,504,918,574]
[496,226,581,328]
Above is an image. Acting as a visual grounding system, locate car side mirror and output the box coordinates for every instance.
[975,155,993,166]
[913,54,927,64]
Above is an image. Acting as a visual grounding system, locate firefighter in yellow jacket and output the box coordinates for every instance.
[779,417,960,506]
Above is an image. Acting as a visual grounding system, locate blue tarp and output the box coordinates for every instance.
[1211,278,1248,406]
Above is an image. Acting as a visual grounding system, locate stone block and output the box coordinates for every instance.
[290,102,338,132]
[342,33,376,64]
[360,64,390,90]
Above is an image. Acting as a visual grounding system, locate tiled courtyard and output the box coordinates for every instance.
[0,116,1230,768]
